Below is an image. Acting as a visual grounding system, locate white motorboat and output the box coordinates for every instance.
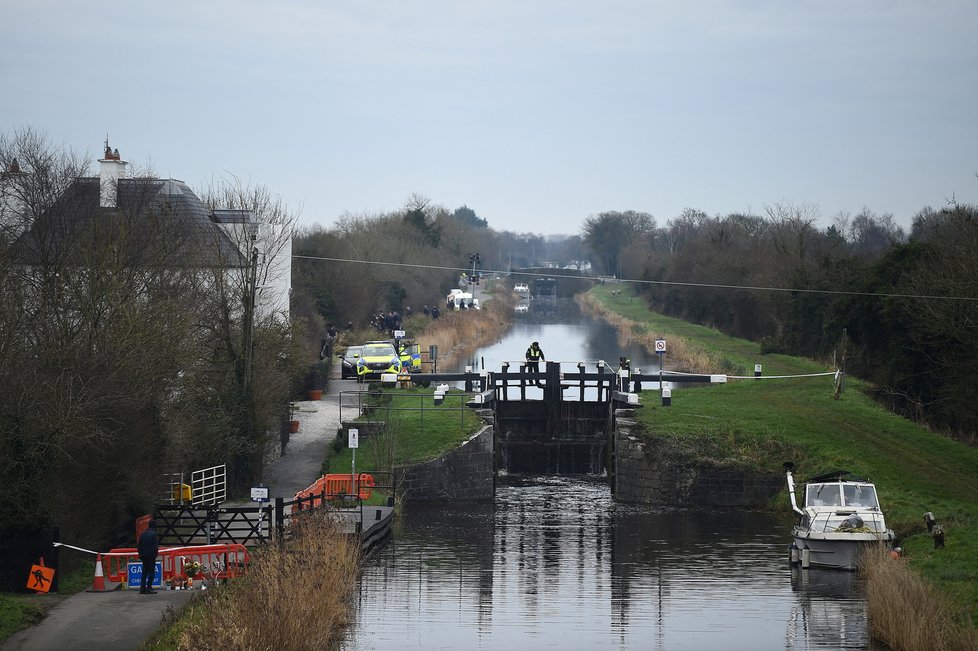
[785,463,895,570]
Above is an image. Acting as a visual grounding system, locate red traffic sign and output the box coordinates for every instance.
[654,339,667,353]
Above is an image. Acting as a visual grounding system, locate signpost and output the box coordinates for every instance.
[348,428,359,496]
[655,339,668,405]
[251,484,269,540]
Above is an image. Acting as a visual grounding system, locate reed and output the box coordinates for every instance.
[417,291,513,369]
[861,548,978,651]
[170,513,361,651]
[576,292,723,373]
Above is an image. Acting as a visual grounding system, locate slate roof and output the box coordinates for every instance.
[13,177,247,268]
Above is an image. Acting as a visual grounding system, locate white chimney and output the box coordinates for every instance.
[98,142,128,208]
[1,158,29,238]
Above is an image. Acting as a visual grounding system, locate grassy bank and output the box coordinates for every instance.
[586,284,978,634]
[145,513,360,650]
[324,387,483,477]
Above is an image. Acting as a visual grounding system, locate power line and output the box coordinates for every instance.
[291,254,978,303]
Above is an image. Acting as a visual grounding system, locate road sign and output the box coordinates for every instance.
[127,561,162,589]
[348,428,359,449]
[250,485,269,502]
[654,339,667,353]
[27,564,55,593]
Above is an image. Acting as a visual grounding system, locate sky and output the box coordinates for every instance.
[2,1,977,236]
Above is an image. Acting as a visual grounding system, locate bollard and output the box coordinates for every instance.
[661,387,672,407]
[754,364,762,378]
[464,365,473,392]
[633,368,642,393]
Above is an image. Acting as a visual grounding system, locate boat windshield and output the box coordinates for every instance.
[843,484,879,508]
[805,483,842,507]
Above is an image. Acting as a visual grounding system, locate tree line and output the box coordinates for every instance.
[0,129,303,551]
[291,193,584,333]
[582,202,978,439]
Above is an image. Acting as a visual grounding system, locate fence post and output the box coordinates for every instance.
[275,497,284,539]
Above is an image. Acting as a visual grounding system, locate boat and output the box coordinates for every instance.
[785,463,895,570]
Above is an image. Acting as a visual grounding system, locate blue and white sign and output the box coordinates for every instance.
[250,485,269,503]
[654,339,667,354]
[348,427,359,449]
[127,561,162,589]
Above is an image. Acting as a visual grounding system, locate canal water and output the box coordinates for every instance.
[343,301,876,650]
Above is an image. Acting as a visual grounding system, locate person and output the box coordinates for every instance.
[431,306,440,319]
[525,341,545,386]
[423,304,430,317]
[137,519,159,594]
[619,356,631,391]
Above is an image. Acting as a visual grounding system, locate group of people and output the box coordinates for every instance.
[421,304,441,319]
[371,311,403,335]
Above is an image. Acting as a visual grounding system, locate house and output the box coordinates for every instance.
[3,142,291,321]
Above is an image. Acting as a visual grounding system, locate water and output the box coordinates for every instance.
[344,477,873,650]
[343,303,874,650]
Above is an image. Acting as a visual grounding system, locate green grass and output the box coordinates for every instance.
[324,386,483,477]
[590,284,826,376]
[589,285,978,624]
[0,559,95,643]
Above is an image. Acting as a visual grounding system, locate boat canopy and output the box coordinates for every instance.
[804,482,879,509]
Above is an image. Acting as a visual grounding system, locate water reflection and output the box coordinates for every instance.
[344,477,873,650]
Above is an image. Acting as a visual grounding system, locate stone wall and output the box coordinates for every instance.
[614,412,782,507]
[397,425,494,502]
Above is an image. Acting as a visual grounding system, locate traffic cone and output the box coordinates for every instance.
[87,554,108,592]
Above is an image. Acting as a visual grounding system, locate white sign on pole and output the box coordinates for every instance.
[348,428,359,449]
[250,486,269,502]
[393,330,406,339]
[654,339,667,353]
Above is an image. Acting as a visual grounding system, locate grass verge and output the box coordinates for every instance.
[144,513,360,650]
[324,386,483,477]
[0,559,95,643]
[586,285,978,631]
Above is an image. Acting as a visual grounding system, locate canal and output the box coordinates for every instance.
[342,301,875,650]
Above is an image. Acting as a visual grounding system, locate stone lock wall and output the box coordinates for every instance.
[614,412,782,507]
[397,425,495,502]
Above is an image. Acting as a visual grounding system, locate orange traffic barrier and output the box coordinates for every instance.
[102,543,250,587]
[293,473,375,511]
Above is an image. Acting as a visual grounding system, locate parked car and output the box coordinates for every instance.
[355,342,402,382]
[337,345,363,379]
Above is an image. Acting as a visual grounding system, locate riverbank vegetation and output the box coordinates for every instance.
[581,204,978,443]
[145,513,360,651]
[587,283,978,636]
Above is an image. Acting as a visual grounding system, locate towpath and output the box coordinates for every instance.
[2,364,346,651]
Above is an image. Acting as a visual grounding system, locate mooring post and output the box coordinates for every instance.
[520,363,527,401]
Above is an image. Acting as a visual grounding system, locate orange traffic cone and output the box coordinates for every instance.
[87,554,108,592]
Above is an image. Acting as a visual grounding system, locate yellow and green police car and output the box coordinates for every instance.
[355,342,402,383]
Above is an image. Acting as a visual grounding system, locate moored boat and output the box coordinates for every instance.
[785,463,894,570]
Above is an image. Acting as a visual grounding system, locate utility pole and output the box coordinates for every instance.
[243,245,259,392]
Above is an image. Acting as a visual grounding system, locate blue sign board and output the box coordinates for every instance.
[127,561,163,589]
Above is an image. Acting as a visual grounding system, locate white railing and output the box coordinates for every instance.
[191,464,227,506]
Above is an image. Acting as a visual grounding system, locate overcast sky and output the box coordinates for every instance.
[3,1,976,235]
